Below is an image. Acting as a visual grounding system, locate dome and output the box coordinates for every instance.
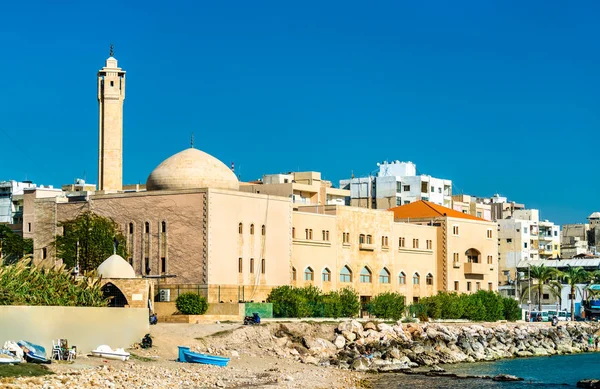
[146,148,239,191]
[97,254,136,279]
[589,212,600,220]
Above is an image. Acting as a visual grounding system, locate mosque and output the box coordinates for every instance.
[24,50,498,306]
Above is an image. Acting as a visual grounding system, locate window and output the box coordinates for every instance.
[340,266,352,282]
[554,231,558,236]
[379,268,390,284]
[382,236,388,247]
[404,201,410,205]
[507,238,512,243]
[261,259,266,274]
[305,229,309,239]
[524,242,528,248]
[452,225,459,235]
[262,225,266,235]
[403,185,410,192]
[486,229,492,239]
[523,228,528,234]
[145,222,150,233]
[161,257,166,273]
[366,235,372,244]
[396,182,402,192]
[421,182,428,193]
[399,272,406,284]
[304,267,314,281]
[488,282,493,291]
[343,232,350,243]
[487,255,493,264]
[453,252,459,263]
[162,221,167,233]
[238,258,243,273]
[309,229,313,239]
[42,247,47,259]
[467,282,472,291]
[129,223,134,234]
[426,273,433,285]
[292,267,297,281]
[426,240,432,249]
[110,80,114,87]
[250,224,255,235]
[144,258,150,275]
[360,267,372,283]
[322,268,331,282]
[568,293,575,299]
[554,245,558,250]
[359,234,365,244]
[476,282,481,291]
[431,186,435,192]
[413,297,419,303]
[399,237,405,247]
[454,281,459,291]
[412,238,419,249]
[476,212,482,218]
[292,227,295,238]
[28,222,31,232]
[250,258,254,273]
[396,197,402,206]
[412,273,420,285]
[466,248,480,263]
[239,223,243,234]
[322,230,329,241]
[542,293,549,300]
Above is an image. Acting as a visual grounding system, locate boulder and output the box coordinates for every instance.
[351,358,370,371]
[364,322,377,331]
[337,320,363,335]
[302,355,319,365]
[342,330,357,342]
[334,335,346,349]
[302,337,337,355]
[493,374,524,382]
[577,379,600,388]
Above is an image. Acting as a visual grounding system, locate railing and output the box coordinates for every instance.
[464,262,488,275]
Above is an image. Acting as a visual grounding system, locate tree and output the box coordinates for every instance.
[369,292,405,320]
[521,264,561,312]
[560,265,590,321]
[54,212,127,272]
[0,225,33,265]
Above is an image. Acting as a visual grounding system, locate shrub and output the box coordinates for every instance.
[267,286,311,318]
[502,297,522,321]
[339,287,360,318]
[369,292,405,320]
[176,293,208,315]
[417,291,520,322]
[322,291,343,318]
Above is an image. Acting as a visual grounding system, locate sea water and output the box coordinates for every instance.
[374,353,600,388]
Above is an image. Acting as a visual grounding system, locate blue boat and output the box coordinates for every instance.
[17,341,51,364]
[177,346,230,366]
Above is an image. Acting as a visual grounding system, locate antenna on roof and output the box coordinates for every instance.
[190,132,195,148]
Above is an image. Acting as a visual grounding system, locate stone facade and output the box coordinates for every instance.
[100,278,152,309]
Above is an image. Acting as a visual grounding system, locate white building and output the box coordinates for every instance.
[0,180,36,225]
[339,160,452,210]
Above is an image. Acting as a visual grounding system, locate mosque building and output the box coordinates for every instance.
[24,50,498,306]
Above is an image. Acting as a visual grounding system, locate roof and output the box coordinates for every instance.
[589,212,600,219]
[516,258,600,269]
[97,254,136,279]
[388,200,487,222]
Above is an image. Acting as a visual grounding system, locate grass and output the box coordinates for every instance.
[0,364,53,378]
[129,353,155,362]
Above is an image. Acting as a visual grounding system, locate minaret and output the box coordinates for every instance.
[97,44,126,191]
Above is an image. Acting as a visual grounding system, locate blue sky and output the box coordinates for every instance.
[0,1,597,225]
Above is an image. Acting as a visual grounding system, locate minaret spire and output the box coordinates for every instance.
[191,132,195,148]
[109,44,114,57]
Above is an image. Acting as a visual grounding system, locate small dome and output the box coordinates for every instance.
[146,148,239,191]
[97,254,136,279]
[589,212,600,219]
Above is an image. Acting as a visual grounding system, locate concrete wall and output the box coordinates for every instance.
[0,306,148,354]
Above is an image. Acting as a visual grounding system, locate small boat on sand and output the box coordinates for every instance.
[17,340,50,364]
[91,345,130,361]
[177,346,230,366]
[0,349,21,365]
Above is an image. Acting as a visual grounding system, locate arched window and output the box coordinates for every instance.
[145,222,150,233]
[292,267,297,281]
[102,283,128,307]
[250,224,255,235]
[322,268,331,282]
[239,223,243,234]
[360,267,372,283]
[466,248,481,263]
[413,272,420,285]
[250,258,254,273]
[238,258,243,273]
[161,221,167,233]
[340,266,352,282]
[399,272,406,285]
[129,223,134,234]
[379,268,390,284]
[292,227,295,238]
[261,259,266,274]
[262,225,266,235]
[426,273,434,285]
[304,267,314,281]
[359,234,366,244]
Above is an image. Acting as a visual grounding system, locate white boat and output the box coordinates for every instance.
[91,345,130,361]
[0,349,22,364]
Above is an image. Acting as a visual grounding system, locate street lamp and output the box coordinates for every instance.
[528,263,532,321]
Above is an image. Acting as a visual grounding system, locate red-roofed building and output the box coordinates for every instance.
[389,201,499,293]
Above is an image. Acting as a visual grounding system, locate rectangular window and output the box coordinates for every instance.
[261,259,266,274]
[359,234,365,244]
[404,201,410,205]
[292,227,295,238]
[42,247,47,259]
[305,229,308,239]
[323,271,331,282]
[396,197,402,206]
[129,223,134,234]
[161,257,166,273]
[145,223,150,233]
[477,211,482,218]
[238,258,243,273]
[250,258,254,273]
[413,297,419,303]
[426,240,432,249]
[454,281,459,291]
[399,237,405,247]
[542,293,549,300]
[396,182,402,192]
[322,230,326,240]
[382,236,388,247]
[366,235,372,244]
[486,229,493,239]
[421,182,428,193]
[487,255,493,264]
[524,242,528,248]
[412,238,419,249]
[403,185,410,192]
[292,268,297,281]
[452,226,459,235]
[476,282,480,291]
[431,186,435,192]
[554,245,558,250]
[554,231,558,236]
[488,282,493,291]
[467,282,472,291]
[507,238,512,243]
[453,252,459,262]
[309,229,313,239]
[28,222,31,232]
[144,258,149,273]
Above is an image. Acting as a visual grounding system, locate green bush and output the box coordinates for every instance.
[267,286,360,318]
[369,292,405,320]
[176,293,208,315]
[339,287,360,318]
[267,286,311,318]
[419,290,520,322]
[502,297,522,321]
[0,260,107,307]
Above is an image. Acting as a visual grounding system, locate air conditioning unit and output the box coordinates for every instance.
[159,289,171,302]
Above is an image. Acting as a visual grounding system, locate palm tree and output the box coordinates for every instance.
[521,264,562,312]
[560,266,590,321]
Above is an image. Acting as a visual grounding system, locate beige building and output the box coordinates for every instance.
[290,205,437,304]
[451,195,492,221]
[240,171,349,208]
[390,201,498,293]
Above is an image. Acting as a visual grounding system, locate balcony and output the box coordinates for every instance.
[464,262,488,275]
[359,243,376,251]
[538,235,553,241]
